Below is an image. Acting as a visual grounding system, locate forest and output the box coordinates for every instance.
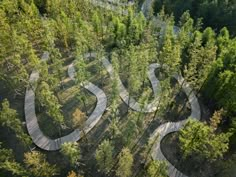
[0,0,235,177]
[153,0,236,35]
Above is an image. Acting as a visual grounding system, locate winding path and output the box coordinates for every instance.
[24,52,107,151]
[102,57,161,113]
[101,47,200,177]
[84,52,161,113]
[92,1,200,176]
[150,74,200,177]
[25,2,201,177]
[139,1,200,177]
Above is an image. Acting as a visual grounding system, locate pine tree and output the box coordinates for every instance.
[137,44,150,90]
[24,151,58,177]
[0,27,29,94]
[153,78,172,119]
[116,147,133,177]
[146,160,168,177]
[179,119,231,161]
[95,140,114,174]
[113,16,126,47]
[0,99,31,147]
[39,62,59,91]
[72,108,87,129]
[92,11,103,37]
[108,118,121,140]
[74,54,90,116]
[110,51,120,114]
[127,45,141,99]
[177,11,194,49]
[159,18,181,77]
[0,143,26,176]
[122,116,139,147]
[37,81,64,127]
[184,28,217,94]
[61,142,80,166]
[75,57,90,87]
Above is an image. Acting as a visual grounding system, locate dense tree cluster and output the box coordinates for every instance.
[0,0,235,177]
[153,0,236,35]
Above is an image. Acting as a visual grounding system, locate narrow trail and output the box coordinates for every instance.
[140,1,201,176]
[102,57,161,113]
[149,74,200,177]
[24,52,107,151]
[24,1,201,176]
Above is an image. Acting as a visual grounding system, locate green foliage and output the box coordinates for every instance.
[159,17,181,76]
[37,81,64,126]
[75,58,90,85]
[210,109,224,130]
[116,147,133,177]
[0,99,31,146]
[24,151,58,177]
[154,0,236,35]
[61,142,80,166]
[179,119,231,161]
[0,143,26,176]
[0,0,236,176]
[108,118,121,140]
[204,27,236,115]
[122,115,139,147]
[146,160,168,177]
[95,140,114,174]
[184,28,217,93]
[111,51,120,110]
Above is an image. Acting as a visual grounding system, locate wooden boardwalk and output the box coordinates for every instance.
[150,73,201,177]
[24,1,201,176]
[102,57,161,113]
[24,52,107,151]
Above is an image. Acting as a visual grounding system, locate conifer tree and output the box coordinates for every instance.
[0,143,26,176]
[159,18,181,77]
[0,99,31,147]
[179,119,231,161]
[110,51,120,114]
[61,142,80,166]
[95,140,114,174]
[146,160,168,177]
[116,147,133,177]
[24,151,58,177]
[37,81,64,127]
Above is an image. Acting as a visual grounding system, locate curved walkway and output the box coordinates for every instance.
[100,44,200,177]
[90,0,127,15]
[102,57,161,113]
[24,52,107,151]
[140,1,200,176]
[25,4,200,177]
[148,63,161,97]
[150,74,201,177]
